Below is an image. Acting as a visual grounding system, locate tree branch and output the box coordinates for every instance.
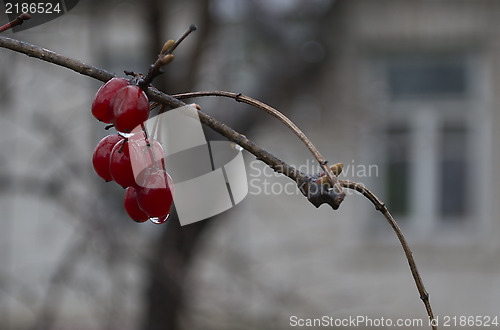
[173,90,345,207]
[339,180,436,330]
[0,36,115,81]
[0,35,436,329]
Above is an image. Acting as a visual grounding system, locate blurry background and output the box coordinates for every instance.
[1,0,499,329]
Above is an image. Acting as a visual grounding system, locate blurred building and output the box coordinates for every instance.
[181,1,500,329]
[0,0,499,329]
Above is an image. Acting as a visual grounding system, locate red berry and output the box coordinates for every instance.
[110,85,150,133]
[92,134,123,182]
[109,139,136,188]
[129,134,166,174]
[91,78,130,123]
[136,168,174,217]
[124,187,149,223]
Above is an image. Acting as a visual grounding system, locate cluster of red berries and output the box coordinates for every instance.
[91,77,150,133]
[91,78,174,224]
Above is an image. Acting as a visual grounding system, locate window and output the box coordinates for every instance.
[439,123,468,219]
[387,55,467,99]
[366,52,485,237]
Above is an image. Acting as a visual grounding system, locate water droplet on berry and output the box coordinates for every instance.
[150,214,169,225]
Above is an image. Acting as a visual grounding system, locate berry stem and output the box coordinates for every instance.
[141,123,150,146]
[118,138,127,153]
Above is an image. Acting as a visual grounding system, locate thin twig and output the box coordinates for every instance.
[339,180,437,330]
[167,24,197,54]
[173,91,345,207]
[138,24,197,90]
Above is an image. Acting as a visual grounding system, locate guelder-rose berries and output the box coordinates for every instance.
[91,78,130,123]
[92,134,123,182]
[136,168,174,218]
[129,135,166,173]
[109,140,137,188]
[124,187,149,223]
[92,77,151,133]
[92,134,174,223]
[110,85,150,133]
[91,78,172,224]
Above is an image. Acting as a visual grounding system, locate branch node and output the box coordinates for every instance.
[375,202,386,212]
[297,176,342,210]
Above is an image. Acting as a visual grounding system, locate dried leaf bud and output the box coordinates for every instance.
[161,40,175,54]
[331,163,343,176]
[316,163,343,185]
[160,54,175,66]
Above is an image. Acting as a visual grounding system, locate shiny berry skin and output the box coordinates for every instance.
[110,85,150,133]
[124,187,149,223]
[92,134,123,182]
[129,134,166,174]
[136,168,174,217]
[109,140,136,188]
[91,78,130,123]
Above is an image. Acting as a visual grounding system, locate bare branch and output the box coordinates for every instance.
[0,36,115,81]
[0,35,437,329]
[173,91,345,207]
[339,180,437,330]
